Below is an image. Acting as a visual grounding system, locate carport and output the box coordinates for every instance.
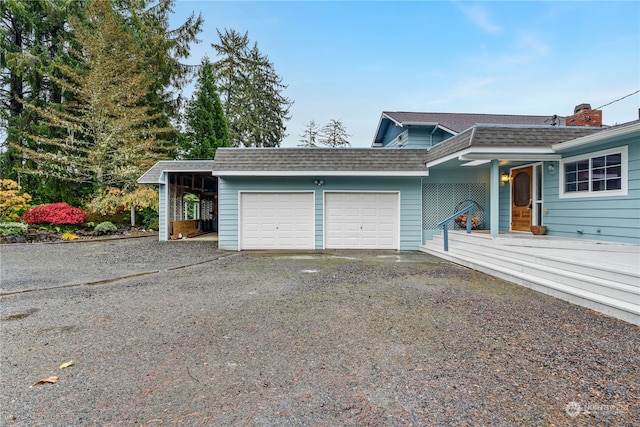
[137,161,217,240]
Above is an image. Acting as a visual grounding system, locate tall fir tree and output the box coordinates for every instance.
[298,120,320,147]
[181,57,229,159]
[115,0,203,151]
[319,118,351,147]
[211,28,292,147]
[16,0,173,190]
[1,0,88,203]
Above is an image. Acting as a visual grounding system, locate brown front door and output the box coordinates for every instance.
[511,166,532,231]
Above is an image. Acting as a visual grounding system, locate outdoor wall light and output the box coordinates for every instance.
[500,173,510,185]
[314,179,324,187]
[548,164,556,171]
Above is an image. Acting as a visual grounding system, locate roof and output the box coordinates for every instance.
[425,125,602,167]
[552,120,640,151]
[373,111,564,146]
[211,148,430,176]
[382,111,564,133]
[137,160,215,184]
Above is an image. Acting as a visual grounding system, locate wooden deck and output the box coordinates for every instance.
[421,231,640,325]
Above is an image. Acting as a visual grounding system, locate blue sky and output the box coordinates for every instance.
[170,1,640,147]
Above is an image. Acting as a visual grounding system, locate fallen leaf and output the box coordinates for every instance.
[59,360,74,369]
[34,376,58,386]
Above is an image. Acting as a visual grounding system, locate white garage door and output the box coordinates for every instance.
[240,192,314,250]
[325,192,399,249]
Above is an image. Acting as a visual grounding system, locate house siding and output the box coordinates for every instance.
[543,136,640,243]
[217,176,422,251]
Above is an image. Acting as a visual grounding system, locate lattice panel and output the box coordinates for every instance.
[422,183,488,230]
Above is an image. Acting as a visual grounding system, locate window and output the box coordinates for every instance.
[560,146,628,198]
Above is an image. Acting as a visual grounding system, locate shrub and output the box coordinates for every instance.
[21,203,86,225]
[0,222,28,236]
[147,217,159,230]
[85,211,130,228]
[140,206,159,229]
[94,221,117,235]
[0,179,32,221]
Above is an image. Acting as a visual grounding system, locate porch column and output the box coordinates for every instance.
[490,159,499,237]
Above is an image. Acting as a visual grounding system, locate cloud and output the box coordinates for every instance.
[456,3,502,34]
[517,33,550,57]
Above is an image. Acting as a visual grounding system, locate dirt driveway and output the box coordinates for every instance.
[1,237,638,426]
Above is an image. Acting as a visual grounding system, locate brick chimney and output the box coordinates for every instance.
[565,103,602,127]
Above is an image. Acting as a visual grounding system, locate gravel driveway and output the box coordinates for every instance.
[1,237,638,426]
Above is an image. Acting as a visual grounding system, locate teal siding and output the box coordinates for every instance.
[217,176,422,250]
[498,179,510,231]
[406,127,431,148]
[543,135,640,244]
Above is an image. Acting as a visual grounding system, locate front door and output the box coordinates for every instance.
[511,166,532,231]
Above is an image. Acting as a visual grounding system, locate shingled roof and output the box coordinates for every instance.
[382,111,563,133]
[425,125,602,164]
[211,148,430,175]
[137,160,215,183]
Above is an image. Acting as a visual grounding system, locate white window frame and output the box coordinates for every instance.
[559,146,628,199]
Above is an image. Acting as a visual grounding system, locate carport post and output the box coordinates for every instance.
[490,159,499,237]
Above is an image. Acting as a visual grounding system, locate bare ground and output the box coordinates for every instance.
[0,239,638,426]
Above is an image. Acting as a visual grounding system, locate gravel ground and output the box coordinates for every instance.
[0,237,638,426]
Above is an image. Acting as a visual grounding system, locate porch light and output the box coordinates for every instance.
[314,179,324,187]
[500,173,510,185]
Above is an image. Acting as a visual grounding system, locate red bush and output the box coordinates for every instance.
[21,202,86,225]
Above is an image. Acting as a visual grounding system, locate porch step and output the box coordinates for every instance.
[420,232,640,326]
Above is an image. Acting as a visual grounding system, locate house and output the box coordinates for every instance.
[138,104,639,324]
[139,104,637,248]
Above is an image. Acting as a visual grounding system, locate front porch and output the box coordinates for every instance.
[420,231,640,325]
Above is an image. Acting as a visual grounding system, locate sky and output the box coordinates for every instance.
[169,1,640,147]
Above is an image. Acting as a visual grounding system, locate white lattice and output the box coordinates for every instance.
[422,183,488,230]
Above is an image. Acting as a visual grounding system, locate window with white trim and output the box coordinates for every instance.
[560,146,628,198]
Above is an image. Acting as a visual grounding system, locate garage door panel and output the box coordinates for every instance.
[241,192,314,250]
[325,192,399,249]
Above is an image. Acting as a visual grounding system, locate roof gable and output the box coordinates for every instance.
[373,111,563,146]
[137,160,215,183]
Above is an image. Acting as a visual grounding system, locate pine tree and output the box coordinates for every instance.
[212,28,292,147]
[16,0,173,190]
[115,0,204,149]
[181,57,229,159]
[319,118,351,147]
[1,0,88,202]
[298,120,320,147]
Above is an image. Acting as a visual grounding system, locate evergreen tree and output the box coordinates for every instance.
[212,28,292,147]
[115,0,203,145]
[0,0,88,202]
[319,118,351,147]
[298,120,320,147]
[16,0,173,190]
[181,57,229,159]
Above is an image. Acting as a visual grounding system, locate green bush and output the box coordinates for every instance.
[94,221,118,235]
[85,211,130,228]
[147,217,159,230]
[0,222,28,236]
[140,206,159,229]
